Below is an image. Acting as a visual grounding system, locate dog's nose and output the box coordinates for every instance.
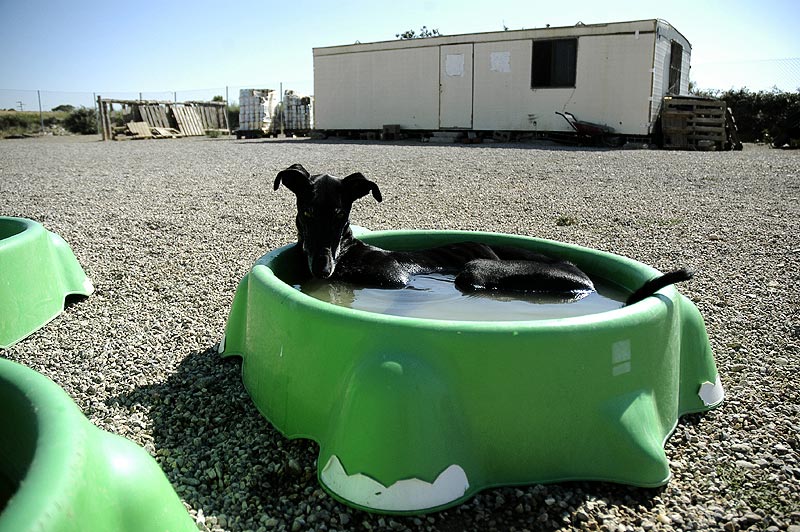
[311,252,335,279]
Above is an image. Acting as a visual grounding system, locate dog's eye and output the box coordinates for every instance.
[302,210,313,218]
[335,210,345,218]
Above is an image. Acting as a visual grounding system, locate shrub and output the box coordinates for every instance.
[227,105,239,130]
[692,87,800,143]
[0,113,31,130]
[0,112,42,137]
[63,107,98,135]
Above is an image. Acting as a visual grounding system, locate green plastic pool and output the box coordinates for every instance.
[0,216,93,348]
[0,357,196,531]
[219,228,724,514]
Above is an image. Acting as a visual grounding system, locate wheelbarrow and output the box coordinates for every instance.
[555,111,620,146]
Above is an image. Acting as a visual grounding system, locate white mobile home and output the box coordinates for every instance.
[313,19,690,136]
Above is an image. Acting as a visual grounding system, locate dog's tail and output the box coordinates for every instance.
[626,268,694,306]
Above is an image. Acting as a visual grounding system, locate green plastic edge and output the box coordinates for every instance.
[0,357,196,532]
[0,217,94,349]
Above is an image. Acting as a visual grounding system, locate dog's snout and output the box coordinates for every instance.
[310,251,336,279]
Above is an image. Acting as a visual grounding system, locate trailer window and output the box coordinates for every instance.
[531,38,577,88]
[668,41,683,94]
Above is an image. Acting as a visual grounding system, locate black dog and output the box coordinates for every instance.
[274,164,691,305]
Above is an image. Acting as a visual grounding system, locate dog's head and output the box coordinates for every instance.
[274,164,382,278]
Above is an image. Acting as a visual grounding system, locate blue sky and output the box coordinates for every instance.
[1,0,798,109]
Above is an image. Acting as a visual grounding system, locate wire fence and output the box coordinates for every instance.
[0,82,313,113]
[0,59,797,117]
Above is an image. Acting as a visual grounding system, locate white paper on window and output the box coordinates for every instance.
[445,54,465,77]
[490,51,511,73]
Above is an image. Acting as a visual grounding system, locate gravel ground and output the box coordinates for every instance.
[1,135,798,531]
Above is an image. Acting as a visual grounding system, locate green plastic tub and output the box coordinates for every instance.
[0,217,93,348]
[0,357,196,531]
[219,229,724,514]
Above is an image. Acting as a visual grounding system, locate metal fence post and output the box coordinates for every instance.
[94,92,100,137]
[224,86,229,136]
[37,90,44,135]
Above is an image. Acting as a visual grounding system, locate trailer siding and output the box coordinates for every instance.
[313,19,691,136]
[314,47,440,130]
[651,21,693,130]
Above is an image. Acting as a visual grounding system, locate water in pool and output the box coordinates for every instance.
[295,273,627,321]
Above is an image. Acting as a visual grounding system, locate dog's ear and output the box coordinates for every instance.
[342,172,382,203]
[274,164,311,196]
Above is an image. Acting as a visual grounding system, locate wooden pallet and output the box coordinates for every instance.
[171,105,205,136]
[661,97,727,150]
[126,121,152,138]
[152,127,182,139]
[186,101,228,130]
[98,97,229,141]
[138,104,170,128]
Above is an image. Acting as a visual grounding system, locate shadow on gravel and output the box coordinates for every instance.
[106,345,321,529]
[108,345,669,531]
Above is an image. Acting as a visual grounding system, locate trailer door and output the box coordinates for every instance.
[439,44,473,128]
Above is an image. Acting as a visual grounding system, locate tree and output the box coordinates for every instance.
[396,26,440,39]
[212,95,224,102]
[52,104,75,113]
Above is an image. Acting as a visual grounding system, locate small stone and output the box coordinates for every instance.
[339,512,350,526]
[773,443,792,454]
[657,513,671,525]
[576,509,590,522]
[735,460,758,469]
[288,458,302,474]
[740,512,763,526]
[544,497,556,506]
[641,520,655,530]
[264,517,278,529]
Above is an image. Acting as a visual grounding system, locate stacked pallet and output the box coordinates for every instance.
[239,89,276,132]
[661,97,727,150]
[277,91,312,133]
